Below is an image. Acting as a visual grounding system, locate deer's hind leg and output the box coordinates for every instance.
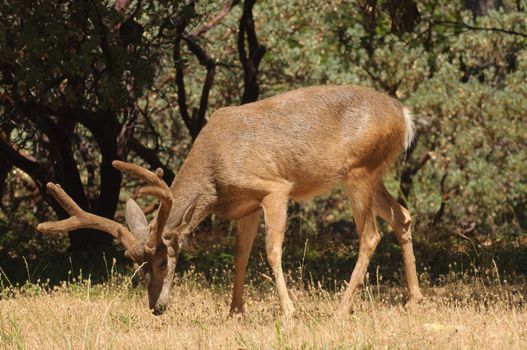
[337,169,382,314]
[230,209,261,315]
[373,182,423,306]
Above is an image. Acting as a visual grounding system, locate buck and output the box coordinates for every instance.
[37,85,424,316]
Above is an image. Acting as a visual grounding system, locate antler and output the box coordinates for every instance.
[37,161,173,259]
[112,160,173,254]
[36,183,144,260]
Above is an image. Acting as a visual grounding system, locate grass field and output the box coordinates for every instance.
[1,268,526,350]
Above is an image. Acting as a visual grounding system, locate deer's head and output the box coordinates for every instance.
[37,161,193,315]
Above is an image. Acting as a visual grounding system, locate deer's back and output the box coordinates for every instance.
[191,85,407,205]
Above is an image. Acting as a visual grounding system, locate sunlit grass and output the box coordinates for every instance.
[0,265,525,350]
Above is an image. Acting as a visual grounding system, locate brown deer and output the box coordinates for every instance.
[37,85,424,316]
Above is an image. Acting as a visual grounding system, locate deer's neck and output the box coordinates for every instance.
[165,152,217,233]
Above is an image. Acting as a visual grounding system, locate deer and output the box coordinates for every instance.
[37,85,424,316]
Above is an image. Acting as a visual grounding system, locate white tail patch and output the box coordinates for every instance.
[402,107,415,150]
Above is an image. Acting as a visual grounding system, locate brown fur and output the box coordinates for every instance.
[167,85,407,225]
[165,85,422,315]
[38,85,423,316]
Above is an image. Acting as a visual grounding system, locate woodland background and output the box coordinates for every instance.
[0,0,526,286]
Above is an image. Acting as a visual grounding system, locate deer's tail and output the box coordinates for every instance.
[402,107,415,151]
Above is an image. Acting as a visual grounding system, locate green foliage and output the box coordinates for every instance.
[0,0,155,111]
[247,0,527,238]
[0,0,525,283]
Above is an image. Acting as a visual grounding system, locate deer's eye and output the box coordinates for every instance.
[159,259,167,271]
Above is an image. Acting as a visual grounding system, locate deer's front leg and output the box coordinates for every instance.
[261,192,294,317]
[230,209,261,315]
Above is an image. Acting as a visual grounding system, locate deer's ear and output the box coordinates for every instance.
[125,198,148,240]
[180,199,197,226]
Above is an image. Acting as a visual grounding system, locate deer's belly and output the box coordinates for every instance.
[213,173,341,218]
[214,189,262,220]
[289,180,337,202]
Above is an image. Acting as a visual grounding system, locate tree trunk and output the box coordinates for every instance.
[465,0,503,17]
[46,118,115,250]
[238,0,266,104]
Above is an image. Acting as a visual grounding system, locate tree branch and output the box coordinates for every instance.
[195,64,215,133]
[238,0,265,104]
[0,136,48,188]
[173,37,194,136]
[129,138,175,184]
[114,0,131,14]
[433,167,450,225]
[433,20,527,38]
[190,1,239,38]
[172,1,239,138]
[0,156,11,206]
[183,37,216,135]
[398,150,431,205]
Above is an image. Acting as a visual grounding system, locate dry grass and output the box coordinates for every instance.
[1,270,526,350]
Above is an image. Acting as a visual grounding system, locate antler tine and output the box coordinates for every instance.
[36,182,143,260]
[112,161,173,253]
[112,161,169,190]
